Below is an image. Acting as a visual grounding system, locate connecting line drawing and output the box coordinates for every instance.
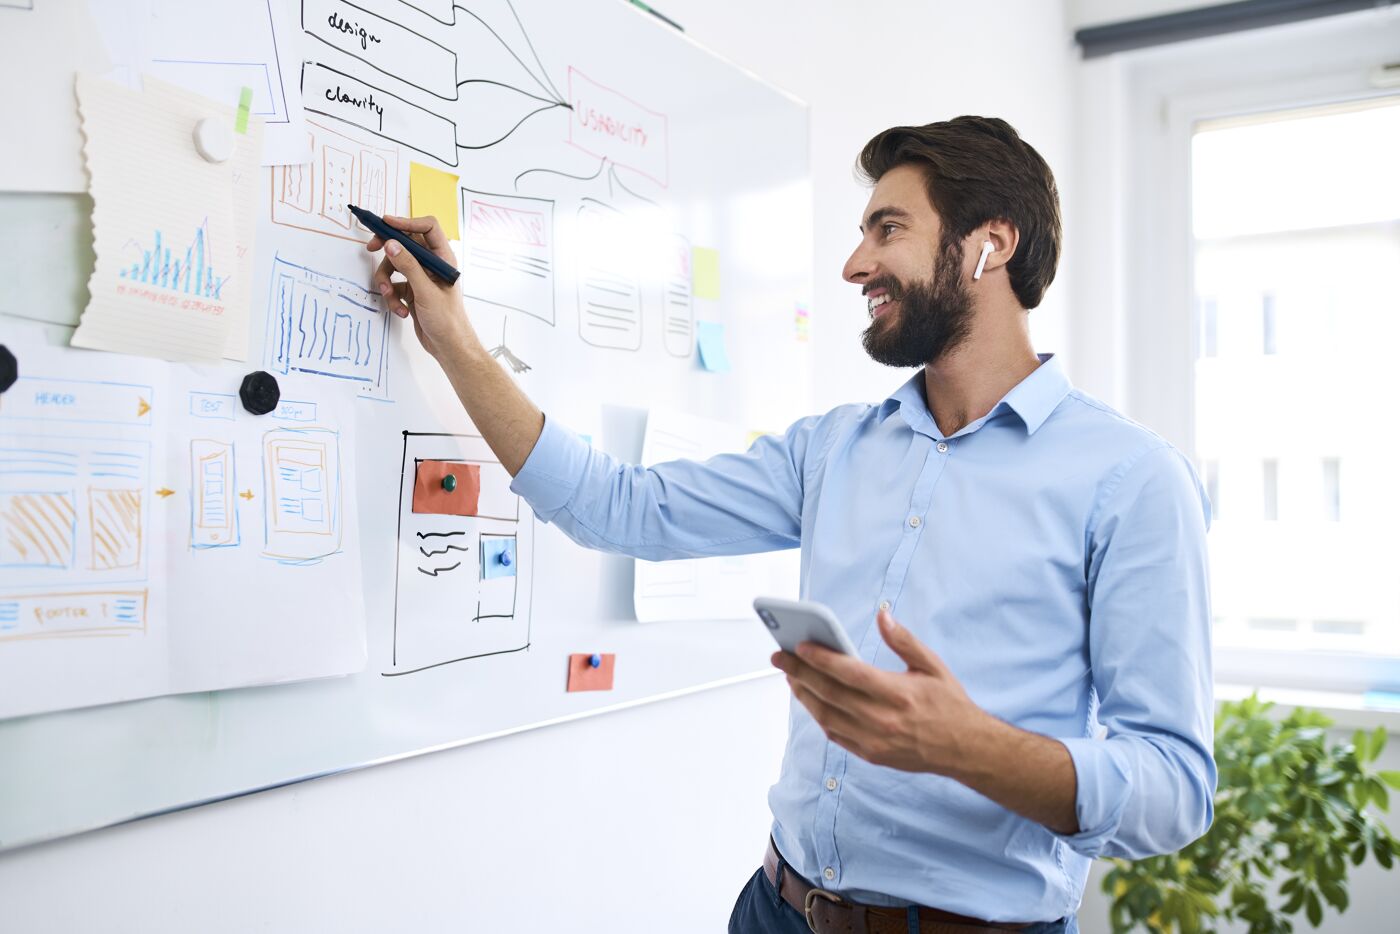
[387,431,533,676]
[264,254,392,400]
[514,154,606,192]
[301,0,571,164]
[488,319,531,374]
[607,163,659,208]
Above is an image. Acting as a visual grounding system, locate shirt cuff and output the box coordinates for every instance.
[509,413,593,522]
[1054,736,1133,857]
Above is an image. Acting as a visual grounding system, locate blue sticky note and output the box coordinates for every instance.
[481,537,517,579]
[696,320,730,372]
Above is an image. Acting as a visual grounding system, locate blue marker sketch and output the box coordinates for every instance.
[190,439,240,550]
[189,392,237,421]
[264,255,391,401]
[118,221,229,298]
[262,427,342,564]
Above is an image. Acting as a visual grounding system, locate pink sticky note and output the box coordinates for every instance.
[567,653,616,692]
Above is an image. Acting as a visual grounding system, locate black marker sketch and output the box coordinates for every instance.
[663,233,695,358]
[387,431,533,676]
[576,198,642,352]
[488,319,532,374]
[514,154,607,192]
[460,188,556,326]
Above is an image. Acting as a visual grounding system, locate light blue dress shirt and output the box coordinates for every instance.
[510,354,1215,924]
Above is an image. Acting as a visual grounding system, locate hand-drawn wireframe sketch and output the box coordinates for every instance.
[0,373,155,643]
[271,118,401,241]
[487,319,531,374]
[387,431,533,675]
[190,439,239,550]
[567,66,669,187]
[262,427,343,564]
[460,188,556,325]
[263,254,392,400]
[663,233,695,358]
[300,0,570,165]
[634,424,700,601]
[576,198,643,351]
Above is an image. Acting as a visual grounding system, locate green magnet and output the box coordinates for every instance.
[441,474,457,492]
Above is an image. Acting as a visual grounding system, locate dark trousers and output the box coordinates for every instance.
[727,864,1074,934]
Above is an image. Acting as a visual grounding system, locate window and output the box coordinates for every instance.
[1191,97,1400,679]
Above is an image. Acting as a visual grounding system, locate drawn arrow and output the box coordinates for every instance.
[138,397,151,417]
[239,490,255,501]
[156,487,175,498]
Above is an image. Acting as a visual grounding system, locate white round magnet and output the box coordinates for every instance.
[193,117,235,163]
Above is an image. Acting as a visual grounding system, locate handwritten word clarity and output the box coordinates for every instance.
[325,85,384,129]
[574,101,648,148]
[327,10,381,51]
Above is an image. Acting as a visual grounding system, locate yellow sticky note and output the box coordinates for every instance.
[409,162,461,239]
[692,246,721,299]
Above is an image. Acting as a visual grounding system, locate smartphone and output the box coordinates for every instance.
[753,596,858,656]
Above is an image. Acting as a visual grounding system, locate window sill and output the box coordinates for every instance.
[1216,682,1400,733]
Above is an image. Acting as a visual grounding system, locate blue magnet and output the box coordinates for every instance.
[589,654,602,669]
[481,537,517,580]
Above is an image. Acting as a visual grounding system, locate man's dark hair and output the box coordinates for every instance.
[857,116,1061,310]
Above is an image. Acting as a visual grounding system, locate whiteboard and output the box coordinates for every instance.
[0,0,810,851]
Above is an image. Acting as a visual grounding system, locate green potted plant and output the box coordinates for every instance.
[1101,693,1400,933]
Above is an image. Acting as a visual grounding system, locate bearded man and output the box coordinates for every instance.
[366,116,1216,934]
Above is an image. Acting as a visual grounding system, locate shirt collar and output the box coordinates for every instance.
[877,353,1071,437]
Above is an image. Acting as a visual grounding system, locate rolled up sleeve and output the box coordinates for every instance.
[510,411,823,560]
[1055,444,1218,859]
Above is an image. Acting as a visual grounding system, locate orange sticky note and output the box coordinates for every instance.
[567,653,615,692]
[409,162,461,239]
[412,461,480,516]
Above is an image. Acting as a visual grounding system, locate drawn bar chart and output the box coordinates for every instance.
[118,223,229,299]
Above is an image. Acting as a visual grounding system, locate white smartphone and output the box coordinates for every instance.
[753,596,858,656]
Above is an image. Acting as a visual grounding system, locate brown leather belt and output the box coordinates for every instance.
[763,838,1037,934]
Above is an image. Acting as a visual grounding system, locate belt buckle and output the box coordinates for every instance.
[804,888,844,933]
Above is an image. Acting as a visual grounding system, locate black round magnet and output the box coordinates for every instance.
[239,370,281,415]
[0,345,15,395]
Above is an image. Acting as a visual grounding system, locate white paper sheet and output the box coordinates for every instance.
[0,336,366,719]
[634,407,796,623]
[136,0,310,166]
[71,75,258,362]
[0,2,114,192]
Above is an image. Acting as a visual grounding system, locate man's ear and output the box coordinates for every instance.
[972,220,1019,279]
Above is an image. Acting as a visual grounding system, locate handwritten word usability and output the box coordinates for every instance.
[327,10,382,51]
[573,102,648,148]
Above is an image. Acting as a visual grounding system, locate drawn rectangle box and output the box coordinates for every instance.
[0,589,147,642]
[190,440,238,549]
[413,461,480,516]
[567,66,669,187]
[576,200,642,351]
[88,488,142,569]
[0,491,76,569]
[302,62,459,166]
[146,60,278,117]
[302,0,458,99]
[480,535,516,580]
[263,428,342,563]
[189,392,236,420]
[272,119,401,243]
[0,377,154,426]
[460,190,556,326]
[265,256,390,400]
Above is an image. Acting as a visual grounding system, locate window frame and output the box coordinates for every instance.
[1100,8,1400,693]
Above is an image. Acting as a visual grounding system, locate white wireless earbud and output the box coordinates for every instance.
[972,241,994,280]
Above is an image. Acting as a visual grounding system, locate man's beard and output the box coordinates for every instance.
[861,237,974,368]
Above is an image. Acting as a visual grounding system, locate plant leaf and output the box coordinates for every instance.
[1380,770,1400,791]
[1306,889,1323,927]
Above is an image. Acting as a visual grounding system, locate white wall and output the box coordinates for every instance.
[0,3,1080,931]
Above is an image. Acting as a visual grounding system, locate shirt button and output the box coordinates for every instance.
[826,777,838,791]
[937,441,949,453]
[908,515,922,528]
[878,600,890,612]
[823,867,836,881]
